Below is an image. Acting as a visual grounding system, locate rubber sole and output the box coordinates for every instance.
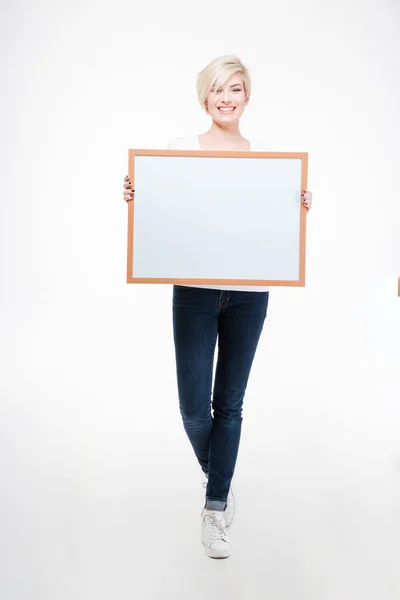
[202,542,232,559]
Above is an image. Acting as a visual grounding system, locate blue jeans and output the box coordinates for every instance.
[172,285,269,511]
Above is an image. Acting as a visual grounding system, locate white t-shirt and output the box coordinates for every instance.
[166,135,270,293]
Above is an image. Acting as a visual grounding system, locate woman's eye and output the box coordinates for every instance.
[211,87,242,93]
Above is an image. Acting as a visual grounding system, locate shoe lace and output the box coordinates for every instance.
[204,514,228,541]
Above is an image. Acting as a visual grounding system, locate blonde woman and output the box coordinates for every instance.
[123,55,312,559]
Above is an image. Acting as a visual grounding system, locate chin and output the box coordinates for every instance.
[214,113,239,123]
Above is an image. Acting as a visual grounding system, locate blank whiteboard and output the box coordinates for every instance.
[127,149,308,286]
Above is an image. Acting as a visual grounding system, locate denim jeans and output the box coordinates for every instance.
[172,285,269,511]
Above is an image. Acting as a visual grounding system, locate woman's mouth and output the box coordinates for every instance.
[218,107,236,113]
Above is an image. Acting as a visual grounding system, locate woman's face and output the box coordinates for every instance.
[205,72,249,124]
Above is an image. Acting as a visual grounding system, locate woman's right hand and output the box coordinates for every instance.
[123,175,134,202]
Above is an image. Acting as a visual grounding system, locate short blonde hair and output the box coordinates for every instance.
[196,55,251,113]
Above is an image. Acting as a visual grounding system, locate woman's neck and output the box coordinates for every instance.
[205,121,244,142]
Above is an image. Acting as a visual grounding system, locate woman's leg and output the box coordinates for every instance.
[204,290,269,511]
[172,285,219,475]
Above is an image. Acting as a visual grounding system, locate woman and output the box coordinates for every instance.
[123,55,312,559]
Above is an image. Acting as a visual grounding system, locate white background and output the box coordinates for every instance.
[1,0,400,598]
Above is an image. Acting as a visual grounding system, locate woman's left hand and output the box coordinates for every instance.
[302,190,312,211]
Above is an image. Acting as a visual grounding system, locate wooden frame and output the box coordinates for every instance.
[127,149,308,286]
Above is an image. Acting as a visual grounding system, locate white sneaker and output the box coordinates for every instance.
[224,483,236,527]
[201,509,232,559]
[202,478,236,527]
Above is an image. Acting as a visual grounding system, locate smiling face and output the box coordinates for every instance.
[205,72,249,124]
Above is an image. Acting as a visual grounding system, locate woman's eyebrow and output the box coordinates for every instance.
[214,84,242,89]
[212,83,243,90]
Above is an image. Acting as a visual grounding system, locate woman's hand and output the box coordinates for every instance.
[123,175,135,202]
[302,189,312,211]
[124,176,312,210]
